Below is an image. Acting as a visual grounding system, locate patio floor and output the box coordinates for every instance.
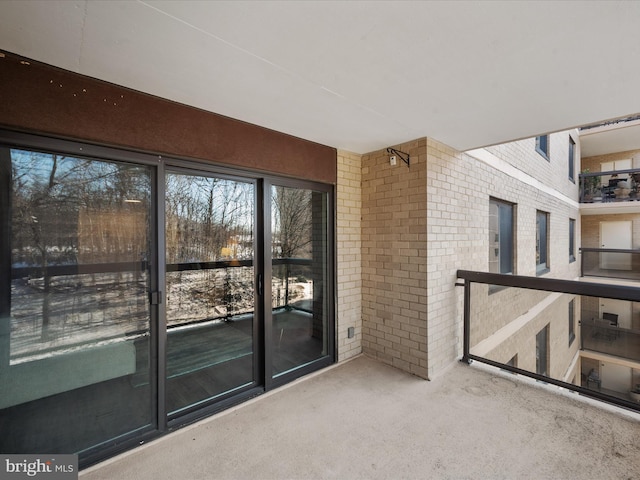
[81,355,640,480]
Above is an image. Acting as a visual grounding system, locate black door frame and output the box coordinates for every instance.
[262,176,335,391]
[0,129,335,467]
[161,162,264,427]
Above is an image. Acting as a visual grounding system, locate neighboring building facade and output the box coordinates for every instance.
[577,132,640,399]
[357,130,582,381]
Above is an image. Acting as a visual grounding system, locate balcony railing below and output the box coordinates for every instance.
[579,168,640,203]
[581,317,640,363]
[457,269,640,412]
[9,258,312,362]
[580,248,640,281]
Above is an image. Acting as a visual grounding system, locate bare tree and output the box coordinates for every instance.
[271,186,312,306]
[271,186,311,258]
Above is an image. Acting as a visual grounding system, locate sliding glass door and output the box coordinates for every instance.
[0,131,334,465]
[0,147,155,456]
[164,170,257,416]
[270,183,330,379]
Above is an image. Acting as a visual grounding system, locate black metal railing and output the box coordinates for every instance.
[458,269,640,412]
[9,258,312,360]
[580,248,640,281]
[579,168,640,203]
[579,114,640,131]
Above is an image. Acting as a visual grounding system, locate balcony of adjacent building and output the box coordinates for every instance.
[579,167,640,212]
[580,247,640,282]
[577,248,640,404]
[579,115,640,214]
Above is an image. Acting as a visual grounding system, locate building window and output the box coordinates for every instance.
[536,135,550,160]
[489,198,515,275]
[536,210,549,275]
[568,137,576,182]
[536,324,549,376]
[568,299,576,346]
[569,218,576,263]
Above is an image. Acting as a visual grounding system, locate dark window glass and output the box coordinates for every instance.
[489,199,514,275]
[536,325,549,376]
[569,219,576,263]
[568,137,576,182]
[568,299,576,346]
[536,211,549,274]
[536,135,550,160]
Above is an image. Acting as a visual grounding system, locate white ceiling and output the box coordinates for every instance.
[1,0,640,154]
[580,120,640,158]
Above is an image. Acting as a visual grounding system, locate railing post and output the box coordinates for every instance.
[461,279,471,364]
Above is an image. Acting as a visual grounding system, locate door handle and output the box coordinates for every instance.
[257,273,263,296]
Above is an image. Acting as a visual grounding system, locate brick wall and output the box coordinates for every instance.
[485,131,581,199]
[580,149,640,275]
[427,133,581,378]
[361,139,428,378]
[336,150,363,361]
[581,149,640,174]
[343,132,582,380]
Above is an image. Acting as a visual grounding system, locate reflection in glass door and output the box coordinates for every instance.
[165,171,256,415]
[270,185,329,377]
[0,147,154,456]
[0,132,335,464]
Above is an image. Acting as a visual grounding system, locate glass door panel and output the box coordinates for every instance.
[0,148,154,455]
[270,185,329,377]
[165,172,255,415]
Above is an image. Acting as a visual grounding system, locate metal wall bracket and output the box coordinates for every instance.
[386,147,410,167]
